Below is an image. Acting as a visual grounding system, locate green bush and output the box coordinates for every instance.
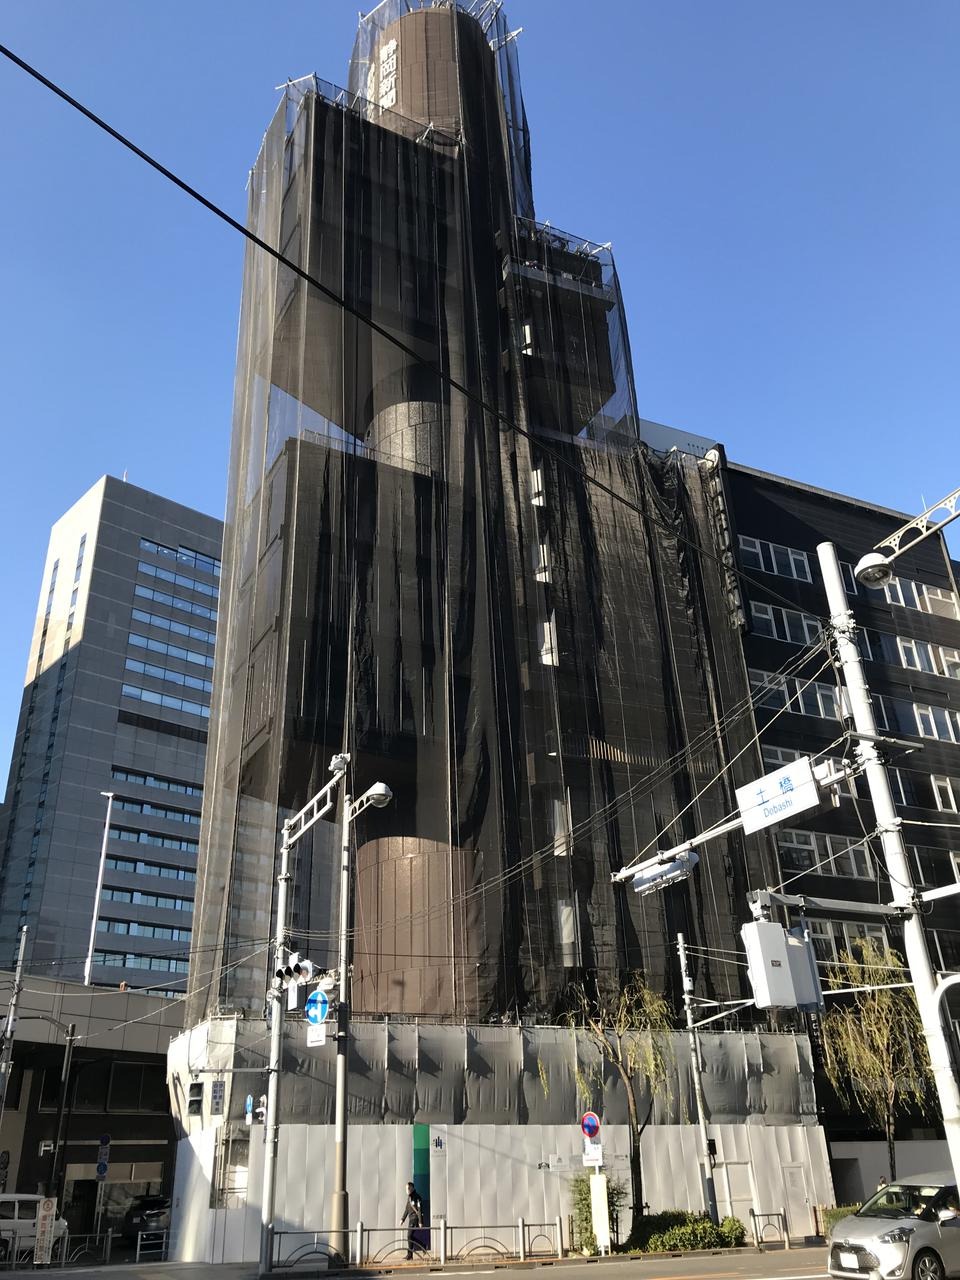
[822,1205,861,1234]
[720,1215,747,1247]
[634,1210,747,1253]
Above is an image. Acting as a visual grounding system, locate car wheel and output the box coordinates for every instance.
[913,1250,945,1280]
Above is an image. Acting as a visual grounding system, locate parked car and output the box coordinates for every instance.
[0,1194,69,1260]
[828,1177,960,1280]
[121,1195,170,1242]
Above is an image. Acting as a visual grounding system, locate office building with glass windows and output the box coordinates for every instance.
[0,476,222,992]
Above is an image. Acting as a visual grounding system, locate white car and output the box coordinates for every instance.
[828,1178,960,1280]
[0,1194,69,1261]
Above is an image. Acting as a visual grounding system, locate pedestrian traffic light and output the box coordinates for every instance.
[254,1094,267,1124]
[187,1081,204,1117]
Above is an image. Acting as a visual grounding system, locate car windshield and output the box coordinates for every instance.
[857,1185,945,1220]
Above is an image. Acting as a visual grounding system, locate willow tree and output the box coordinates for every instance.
[820,938,933,1180]
[566,972,674,1244]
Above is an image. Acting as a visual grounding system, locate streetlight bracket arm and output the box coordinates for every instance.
[284,764,349,849]
[870,485,960,563]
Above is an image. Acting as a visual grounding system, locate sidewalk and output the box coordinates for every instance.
[9,1243,826,1280]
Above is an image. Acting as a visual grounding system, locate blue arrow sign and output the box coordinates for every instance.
[304,990,330,1026]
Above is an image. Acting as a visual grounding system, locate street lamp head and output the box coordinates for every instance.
[854,551,894,589]
[366,781,393,809]
[329,753,350,775]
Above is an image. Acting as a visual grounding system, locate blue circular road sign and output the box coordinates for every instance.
[304,990,330,1026]
[96,1161,109,1177]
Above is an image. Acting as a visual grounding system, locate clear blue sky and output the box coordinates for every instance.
[1,2,958,773]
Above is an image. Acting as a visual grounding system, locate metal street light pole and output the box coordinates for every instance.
[258,754,353,1277]
[818,541,960,1186]
[329,780,392,1265]
[84,791,114,985]
[677,932,719,1224]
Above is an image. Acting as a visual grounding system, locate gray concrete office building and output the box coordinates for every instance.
[0,477,222,991]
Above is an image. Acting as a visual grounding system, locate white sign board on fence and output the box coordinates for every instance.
[582,1138,602,1167]
[735,757,819,834]
[33,1196,57,1265]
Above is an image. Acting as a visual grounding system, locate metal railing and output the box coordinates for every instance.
[749,1207,790,1248]
[135,1227,169,1262]
[0,1228,114,1270]
[273,1216,564,1268]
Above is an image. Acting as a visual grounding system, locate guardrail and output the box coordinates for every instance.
[273,1216,564,1268]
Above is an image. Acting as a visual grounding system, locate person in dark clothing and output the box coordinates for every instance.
[400,1182,423,1260]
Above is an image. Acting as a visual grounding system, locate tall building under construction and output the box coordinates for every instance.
[187,0,767,1029]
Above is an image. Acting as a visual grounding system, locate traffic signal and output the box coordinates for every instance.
[187,1081,203,1117]
[254,1094,267,1124]
[275,952,319,1010]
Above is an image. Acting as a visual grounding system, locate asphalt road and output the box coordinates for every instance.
[11,1244,829,1280]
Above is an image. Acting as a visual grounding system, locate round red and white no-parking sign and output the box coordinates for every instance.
[580,1111,600,1139]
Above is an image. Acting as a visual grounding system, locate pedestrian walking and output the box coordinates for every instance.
[400,1181,423,1260]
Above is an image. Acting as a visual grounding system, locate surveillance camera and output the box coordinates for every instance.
[329,753,350,775]
[854,551,893,589]
[367,781,393,808]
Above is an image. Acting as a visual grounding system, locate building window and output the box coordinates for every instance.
[137,561,219,599]
[111,766,203,798]
[139,537,221,577]
[108,1062,169,1112]
[897,636,936,673]
[738,535,812,583]
[128,633,215,669]
[109,825,198,853]
[749,669,839,720]
[922,585,959,620]
[839,561,858,596]
[105,856,196,881]
[932,775,959,813]
[131,608,216,646]
[530,467,545,507]
[114,797,200,825]
[776,828,873,880]
[125,657,213,695]
[121,682,210,719]
[914,703,960,744]
[538,612,559,666]
[134,584,218,623]
[749,600,821,645]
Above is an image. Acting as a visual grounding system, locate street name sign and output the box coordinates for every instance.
[736,757,820,834]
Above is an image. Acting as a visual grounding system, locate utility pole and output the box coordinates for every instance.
[677,932,719,1224]
[0,927,27,1123]
[259,821,293,1277]
[818,541,960,1186]
[49,1021,76,1203]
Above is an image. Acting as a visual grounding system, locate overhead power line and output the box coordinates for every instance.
[0,41,827,623]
